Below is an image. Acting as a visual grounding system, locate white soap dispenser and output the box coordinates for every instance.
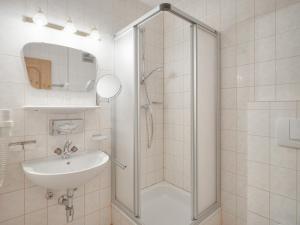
[0,109,14,187]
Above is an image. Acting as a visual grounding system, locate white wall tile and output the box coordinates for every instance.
[222,150,237,173]
[221,88,237,109]
[247,186,270,218]
[221,110,237,130]
[237,87,254,109]
[248,110,269,136]
[222,191,237,216]
[255,86,276,101]
[255,60,276,86]
[24,111,47,135]
[221,130,237,151]
[0,216,24,225]
[237,175,247,197]
[222,67,237,88]
[255,12,276,39]
[236,41,254,66]
[270,138,297,169]
[247,212,269,225]
[0,163,24,194]
[276,56,300,85]
[25,209,47,225]
[237,111,248,131]
[0,190,24,222]
[270,194,297,225]
[0,55,26,83]
[221,47,236,68]
[237,19,254,44]
[25,186,47,213]
[237,153,247,176]
[85,191,100,214]
[248,161,269,190]
[270,166,296,199]
[237,64,254,87]
[276,28,300,58]
[248,135,269,163]
[237,0,254,22]
[276,83,300,101]
[47,204,67,225]
[255,37,276,62]
[0,83,24,108]
[85,211,100,225]
[221,171,237,194]
[276,2,300,33]
[255,0,276,16]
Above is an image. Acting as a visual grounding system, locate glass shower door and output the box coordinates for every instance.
[113,28,139,216]
[192,24,220,221]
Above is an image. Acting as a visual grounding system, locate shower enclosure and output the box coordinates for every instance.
[112,3,220,225]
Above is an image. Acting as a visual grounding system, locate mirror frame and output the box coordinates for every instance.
[96,74,122,103]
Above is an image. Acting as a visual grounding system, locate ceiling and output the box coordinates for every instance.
[139,0,181,7]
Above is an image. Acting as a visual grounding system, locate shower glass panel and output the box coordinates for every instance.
[195,26,219,216]
[113,29,137,213]
[112,4,220,225]
[138,12,193,225]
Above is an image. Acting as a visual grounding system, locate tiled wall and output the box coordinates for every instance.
[140,14,164,189]
[246,101,300,225]
[0,0,149,225]
[163,12,191,192]
[168,0,300,224]
[139,11,192,193]
[254,1,300,101]
[2,0,299,225]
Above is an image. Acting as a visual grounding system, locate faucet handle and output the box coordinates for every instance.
[70,146,78,153]
[54,148,62,155]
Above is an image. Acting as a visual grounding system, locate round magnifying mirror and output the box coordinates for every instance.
[96,75,121,102]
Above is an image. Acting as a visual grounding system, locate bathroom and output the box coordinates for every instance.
[0,0,299,225]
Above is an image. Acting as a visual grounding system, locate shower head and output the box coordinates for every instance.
[141,66,163,83]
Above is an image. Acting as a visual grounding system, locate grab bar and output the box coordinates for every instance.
[111,158,127,170]
[103,151,127,170]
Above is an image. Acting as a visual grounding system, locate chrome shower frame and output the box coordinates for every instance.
[112,3,221,225]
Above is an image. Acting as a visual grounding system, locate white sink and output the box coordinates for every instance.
[22,151,109,190]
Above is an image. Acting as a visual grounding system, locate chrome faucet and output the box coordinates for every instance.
[54,140,78,159]
[63,140,72,159]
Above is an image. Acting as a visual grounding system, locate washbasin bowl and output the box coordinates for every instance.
[22,151,109,190]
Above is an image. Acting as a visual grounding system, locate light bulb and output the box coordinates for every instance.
[89,28,100,40]
[32,8,48,26]
[64,18,77,33]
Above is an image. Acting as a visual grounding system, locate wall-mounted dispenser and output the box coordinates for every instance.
[277,118,300,148]
[49,119,83,136]
[0,109,14,187]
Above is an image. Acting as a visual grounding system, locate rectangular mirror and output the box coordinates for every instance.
[23,42,97,92]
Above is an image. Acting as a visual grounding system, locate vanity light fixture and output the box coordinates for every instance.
[32,8,48,26]
[23,14,102,41]
[64,18,77,33]
[89,28,101,40]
